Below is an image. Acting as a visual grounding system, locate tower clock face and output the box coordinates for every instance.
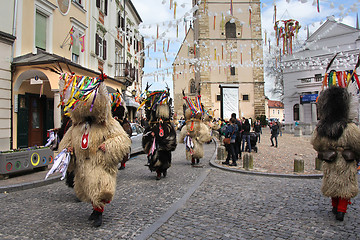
[57,0,71,15]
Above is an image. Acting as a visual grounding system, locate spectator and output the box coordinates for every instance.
[253,119,262,143]
[241,119,251,153]
[231,113,242,159]
[270,121,279,148]
[222,118,238,166]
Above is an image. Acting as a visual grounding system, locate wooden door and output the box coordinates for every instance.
[28,96,43,147]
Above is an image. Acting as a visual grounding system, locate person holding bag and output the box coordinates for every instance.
[222,118,238,166]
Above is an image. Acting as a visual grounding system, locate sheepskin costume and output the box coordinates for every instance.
[311,86,360,221]
[141,89,177,180]
[58,73,131,227]
[111,92,132,170]
[179,97,212,166]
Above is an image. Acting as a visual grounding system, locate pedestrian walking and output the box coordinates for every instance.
[270,121,279,147]
[222,117,238,166]
[311,86,360,221]
[241,118,251,153]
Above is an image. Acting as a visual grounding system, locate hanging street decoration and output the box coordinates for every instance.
[274,19,301,55]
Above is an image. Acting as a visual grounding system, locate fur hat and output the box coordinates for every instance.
[59,73,112,125]
[316,86,350,140]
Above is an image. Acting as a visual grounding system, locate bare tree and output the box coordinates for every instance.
[264,49,284,101]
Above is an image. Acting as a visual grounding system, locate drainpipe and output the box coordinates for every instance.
[10,0,18,149]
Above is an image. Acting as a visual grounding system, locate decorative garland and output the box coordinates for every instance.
[274,19,301,55]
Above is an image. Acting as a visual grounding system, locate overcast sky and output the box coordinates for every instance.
[131,0,360,98]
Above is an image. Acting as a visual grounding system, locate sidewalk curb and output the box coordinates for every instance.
[209,138,323,179]
[0,175,62,193]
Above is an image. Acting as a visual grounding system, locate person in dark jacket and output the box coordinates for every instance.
[270,121,279,147]
[231,113,242,158]
[241,119,251,153]
[222,118,238,166]
[253,119,262,143]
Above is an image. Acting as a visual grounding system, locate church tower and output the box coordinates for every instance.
[173,0,265,119]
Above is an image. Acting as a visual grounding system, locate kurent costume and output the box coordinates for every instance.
[179,94,212,166]
[140,87,177,180]
[311,86,360,221]
[57,73,131,227]
[110,92,133,170]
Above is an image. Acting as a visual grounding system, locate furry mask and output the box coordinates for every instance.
[59,73,112,125]
[316,86,350,140]
[141,89,172,122]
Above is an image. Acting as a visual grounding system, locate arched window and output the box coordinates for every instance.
[293,104,299,121]
[225,21,236,39]
[190,79,196,94]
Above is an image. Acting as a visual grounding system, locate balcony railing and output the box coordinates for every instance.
[115,63,136,81]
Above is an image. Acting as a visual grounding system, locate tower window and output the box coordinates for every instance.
[225,21,236,39]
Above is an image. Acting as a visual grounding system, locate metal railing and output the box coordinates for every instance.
[114,62,136,81]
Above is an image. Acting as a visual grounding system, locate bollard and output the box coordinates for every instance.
[217,146,227,160]
[315,158,322,171]
[294,158,304,173]
[243,153,253,170]
[294,126,302,137]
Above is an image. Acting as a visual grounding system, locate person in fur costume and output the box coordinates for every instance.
[58,73,131,227]
[179,93,212,166]
[110,92,133,170]
[141,86,177,180]
[311,86,360,221]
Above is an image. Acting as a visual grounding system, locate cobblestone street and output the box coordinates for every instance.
[215,127,320,175]
[0,135,360,239]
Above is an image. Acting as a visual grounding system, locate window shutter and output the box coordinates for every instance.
[121,17,125,30]
[117,12,120,28]
[103,39,107,60]
[104,0,108,15]
[95,34,99,56]
[72,32,80,56]
[35,12,47,50]
[96,0,100,8]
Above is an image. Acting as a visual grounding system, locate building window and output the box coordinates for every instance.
[96,0,108,15]
[115,43,123,76]
[230,66,235,75]
[190,79,196,94]
[35,12,47,50]
[243,95,249,101]
[95,33,107,60]
[117,12,125,30]
[278,110,280,114]
[293,104,299,121]
[225,21,236,39]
